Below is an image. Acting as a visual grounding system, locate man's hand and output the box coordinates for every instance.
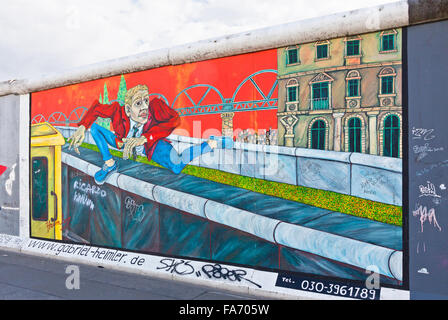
[67,125,86,155]
[122,136,147,160]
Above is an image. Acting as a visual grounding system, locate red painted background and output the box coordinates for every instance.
[31,49,278,139]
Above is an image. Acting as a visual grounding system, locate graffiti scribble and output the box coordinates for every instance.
[157,258,195,275]
[202,263,262,288]
[413,205,442,233]
[419,181,441,199]
[124,196,145,222]
[412,127,436,141]
[5,163,16,196]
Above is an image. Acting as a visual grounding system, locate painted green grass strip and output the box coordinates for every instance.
[76,141,402,226]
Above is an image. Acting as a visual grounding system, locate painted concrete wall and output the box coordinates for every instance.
[408,19,448,299]
[59,149,403,283]
[0,94,20,236]
[56,126,402,205]
[25,12,406,300]
[0,0,447,300]
[25,35,403,300]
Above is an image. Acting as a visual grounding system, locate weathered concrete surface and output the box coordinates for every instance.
[0,95,20,236]
[408,0,448,25]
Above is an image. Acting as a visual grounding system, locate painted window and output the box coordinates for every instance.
[381,76,394,94]
[312,82,329,110]
[347,79,360,97]
[287,86,298,102]
[316,44,329,59]
[348,117,362,153]
[382,34,395,51]
[32,157,48,221]
[383,115,400,158]
[287,47,299,65]
[311,120,326,150]
[380,30,398,52]
[346,40,360,56]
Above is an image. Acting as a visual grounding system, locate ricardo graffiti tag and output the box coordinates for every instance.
[72,181,107,211]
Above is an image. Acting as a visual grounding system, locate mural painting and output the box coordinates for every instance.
[29,29,404,291]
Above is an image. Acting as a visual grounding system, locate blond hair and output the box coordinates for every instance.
[125,84,149,106]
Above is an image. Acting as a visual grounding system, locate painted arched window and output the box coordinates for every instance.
[346,70,361,97]
[383,115,400,158]
[311,120,326,150]
[348,117,362,153]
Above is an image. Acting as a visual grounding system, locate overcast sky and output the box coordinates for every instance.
[0,0,399,82]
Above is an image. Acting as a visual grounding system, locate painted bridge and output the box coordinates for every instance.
[59,138,403,285]
[31,70,278,125]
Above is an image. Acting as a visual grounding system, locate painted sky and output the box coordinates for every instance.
[0,0,398,82]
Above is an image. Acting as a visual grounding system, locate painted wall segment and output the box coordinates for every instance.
[0,94,20,236]
[408,19,448,299]
[58,126,402,205]
[60,146,402,281]
[27,25,404,296]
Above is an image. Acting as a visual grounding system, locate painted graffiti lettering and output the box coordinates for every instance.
[360,173,388,195]
[415,160,448,176]
[46,216,71,232]
[124,196,145,222]
[73,191,95,210]
[156,259,262,288]
[202,263,262,288]
[5,163,16,196]
[302,162,322,181]
[413,143,444,161]
[413,205,442,233]
[301,161,340,189]
[413,144,443,154]
[412,127,436,141]
[70,171,86,179]
[73,181,107,197]
[157,258,195,275]
[419,181,441,199]
[0,235,22,247]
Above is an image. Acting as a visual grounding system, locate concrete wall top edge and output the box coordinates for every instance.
[408,0,448,25]
[167,133,402,172]
[0,1,413,97]
[295,147,352,163]
[350,152,402,172]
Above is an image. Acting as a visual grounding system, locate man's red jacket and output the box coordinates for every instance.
[78,98,180,161]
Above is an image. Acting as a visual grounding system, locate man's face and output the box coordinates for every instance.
[125,90,150,125]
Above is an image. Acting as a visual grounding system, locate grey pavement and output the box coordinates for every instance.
[0,249,275,300]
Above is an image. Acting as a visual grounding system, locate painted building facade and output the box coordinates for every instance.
[277,29,402,158]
